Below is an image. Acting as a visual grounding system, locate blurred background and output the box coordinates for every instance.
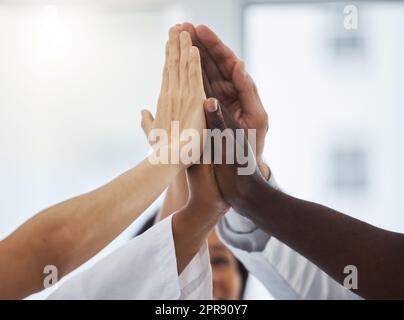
[0,0,403,299]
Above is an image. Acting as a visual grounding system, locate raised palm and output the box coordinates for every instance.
[181,23,268,161]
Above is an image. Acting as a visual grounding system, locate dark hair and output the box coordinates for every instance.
[133,211,249,299]
[236,258,248,299]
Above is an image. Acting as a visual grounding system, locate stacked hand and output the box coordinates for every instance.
[203,98,267,216]
[146,23,271,222]
[180,23,270,179]
[141,26,233,272]
[141,26,229,219]
[141,23,271,273]
[141,26,207,167]
[144,24,271,227]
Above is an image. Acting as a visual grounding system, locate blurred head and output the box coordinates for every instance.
[208,231,248,300]
[135,214,248,300]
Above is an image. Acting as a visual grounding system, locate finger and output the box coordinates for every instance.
[197,26,264,118]
[204,99,230,168]
[205,98,242,132]
[168,26,181,91]
[200,48,225,84]
[160,41,170,93]
[181,23,216,96]
[232,59,255,93]
[180,22,198,44]
[141,109,155,137]
[191,25,226,83]
[188,46,204,91]
[204,98,226,131]
[232,59,266,119]
[179,31,192,91]
[195,24,239,79]
[196,39,224,95]
[204,99,253,175]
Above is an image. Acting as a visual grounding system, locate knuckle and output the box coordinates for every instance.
[189,68,198,79]
[247,78,258,93]
[257,113,269,131]
[168,57,180,69]
[260,112,269,125]
[180,60,187,70]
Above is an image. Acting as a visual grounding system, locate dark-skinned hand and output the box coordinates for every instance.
[203,97,267,216]
[180,23,270,179]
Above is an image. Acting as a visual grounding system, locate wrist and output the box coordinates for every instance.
[172,204,215,274]
[232,173,270,217]
[185,201,224,229]
[174,204,221,241]
[147,148,184,172]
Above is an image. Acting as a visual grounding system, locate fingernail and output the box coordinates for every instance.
[190,46,198,55]
[207,99,218,112]
[180,31,188,40]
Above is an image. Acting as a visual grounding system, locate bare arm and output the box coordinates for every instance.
[0,159,181,299]
[204,99,404,300]
[172,163,229,273]
[141,27,220,274]
[243,182,404,300]
[140,27,230,274]
[156,22,272,225]
[156,171,188,223]
[0,25,207,300]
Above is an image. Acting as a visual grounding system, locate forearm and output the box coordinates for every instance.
[0,158,181,299]
[172,204,220,274]
[156,170,189,222]
[240,179,404,299]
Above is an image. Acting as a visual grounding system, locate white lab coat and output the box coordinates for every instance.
[48,215,212,300]
[216,175,363,300]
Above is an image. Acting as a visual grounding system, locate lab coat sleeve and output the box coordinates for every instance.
[47,215,212,300]
[216,175,362,300]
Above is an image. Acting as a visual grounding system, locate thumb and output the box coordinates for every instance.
[140,109,154,138]
[203,98,227,130]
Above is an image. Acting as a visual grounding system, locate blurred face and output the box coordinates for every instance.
[208,231,243,300]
